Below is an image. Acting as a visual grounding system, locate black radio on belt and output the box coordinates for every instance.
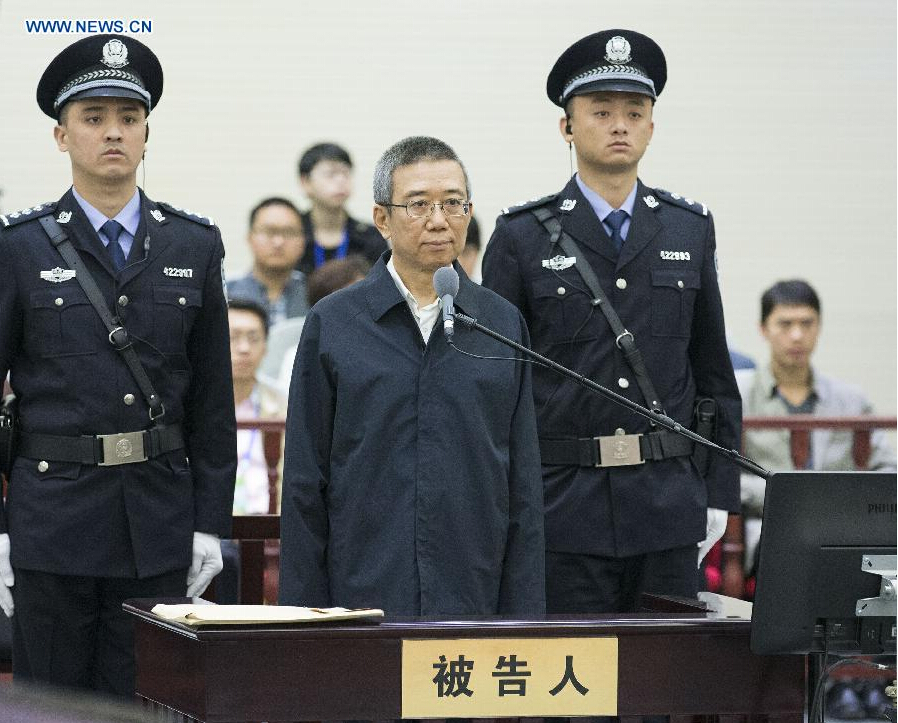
[0,393,18,480]
[692,396,717,475]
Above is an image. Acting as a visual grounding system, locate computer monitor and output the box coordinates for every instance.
[750,471,897,655]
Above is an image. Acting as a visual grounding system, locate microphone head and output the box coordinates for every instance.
[433,265,459,298]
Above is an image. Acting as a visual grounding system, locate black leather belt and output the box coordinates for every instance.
[18,424,184,466]
[539,430,693,468]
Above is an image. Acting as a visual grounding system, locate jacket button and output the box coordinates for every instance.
[54,297,64,306]
[615,427,626,435]
[677,280,684,289]
[556,287,566,296]
[616,278,627,290]
[38,460,49,472]
[618,377,630,389]
[118,295,129,306]
[123,394,135,405]
[178,297,187,306]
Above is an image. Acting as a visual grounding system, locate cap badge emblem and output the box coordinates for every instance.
[57,211,72,224]
[101,39,129,68]
[150,209,166,222]
[643,195,659,209]
[560,199,577,212]
[604,36,632,64]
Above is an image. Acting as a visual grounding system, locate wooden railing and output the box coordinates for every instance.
[715,414,896,599]
[212,415,898,604]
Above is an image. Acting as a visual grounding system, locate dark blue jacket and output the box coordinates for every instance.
[482,177,741,557]
[279,255,545,615]
[0,189,236,578]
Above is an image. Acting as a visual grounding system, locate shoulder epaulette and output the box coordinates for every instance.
[653,188,708,217]
[0,202,56,229]
[500,193,558,216]
[157,201,215,226]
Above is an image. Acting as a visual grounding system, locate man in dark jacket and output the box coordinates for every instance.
[482,30,741,613]
[0,34,236,695]
[279,136,545,615]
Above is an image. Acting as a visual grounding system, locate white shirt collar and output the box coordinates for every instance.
[387,256,441,343]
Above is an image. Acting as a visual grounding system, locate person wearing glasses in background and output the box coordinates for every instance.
[227,197,309,324]
[279,136,546,616]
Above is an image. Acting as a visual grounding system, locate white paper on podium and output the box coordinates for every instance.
[150,603,384,625]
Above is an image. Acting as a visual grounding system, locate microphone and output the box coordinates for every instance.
[433,266,459,340]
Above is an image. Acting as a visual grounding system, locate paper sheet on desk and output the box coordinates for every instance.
[150,604,384,625]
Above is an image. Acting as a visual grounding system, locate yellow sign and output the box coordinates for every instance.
[401,637,617,718]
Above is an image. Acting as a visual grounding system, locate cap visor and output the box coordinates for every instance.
[67,87,149,106]
[568,79,655,100]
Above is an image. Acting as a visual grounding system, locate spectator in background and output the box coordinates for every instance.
[458,214,482,282]
[229,299,287,514]
[228,198,309,324]
[296,142,387,273]
[219,298,287,603]
[738,279,896,575]
[274,255,371,392]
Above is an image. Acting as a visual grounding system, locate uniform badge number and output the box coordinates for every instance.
[542,255,576,271]
[40,267,76,283]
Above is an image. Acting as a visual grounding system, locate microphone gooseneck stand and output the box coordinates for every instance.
[452,310,770,480]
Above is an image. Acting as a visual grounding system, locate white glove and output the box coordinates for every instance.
[0,532,14,617]
[697,508,728,567]
[186,531,222,598]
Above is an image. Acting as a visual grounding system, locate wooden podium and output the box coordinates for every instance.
[125,595,804,723]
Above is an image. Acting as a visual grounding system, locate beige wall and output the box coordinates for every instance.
[1,0,895,415]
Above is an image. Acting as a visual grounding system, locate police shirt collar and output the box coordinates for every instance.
[574,174,637,223]
[71,185,141,238]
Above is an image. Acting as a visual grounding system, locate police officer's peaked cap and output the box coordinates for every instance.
[37,34,163,119]
[547,29,666,107]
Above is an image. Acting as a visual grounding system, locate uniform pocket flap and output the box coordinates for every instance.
[153,285,202,307]
[650,268,700,290]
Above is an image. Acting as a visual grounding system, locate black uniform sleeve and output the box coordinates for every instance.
[482,215,529,317]
[0,232,23,534]
[183,227,237,536]
[687,214,742,512]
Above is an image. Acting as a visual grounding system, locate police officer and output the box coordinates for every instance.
[0,35,236,695]
[482,30,741,613]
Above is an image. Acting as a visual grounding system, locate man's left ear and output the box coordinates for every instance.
[145,123,150,142]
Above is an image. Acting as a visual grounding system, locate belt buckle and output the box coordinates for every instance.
[597,434,644,467]
[98,431,146,466]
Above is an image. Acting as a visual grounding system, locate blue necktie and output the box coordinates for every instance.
[605,209,628,253]
[101,219,126,271]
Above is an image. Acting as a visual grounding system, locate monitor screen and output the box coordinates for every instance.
[750,471,897,655]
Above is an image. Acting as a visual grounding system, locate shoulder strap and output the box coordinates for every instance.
[531,207,666,415]
[38,216,166,423]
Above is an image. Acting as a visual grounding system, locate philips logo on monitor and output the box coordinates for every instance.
[868,503,897,515]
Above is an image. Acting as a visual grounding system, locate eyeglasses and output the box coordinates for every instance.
[382,198,471,219]
[251,226,303,242]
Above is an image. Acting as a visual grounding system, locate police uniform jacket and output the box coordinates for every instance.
[482,177,741,558]
[0,189,237,578]
[296,211,387,274]
[279,254,546,615]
